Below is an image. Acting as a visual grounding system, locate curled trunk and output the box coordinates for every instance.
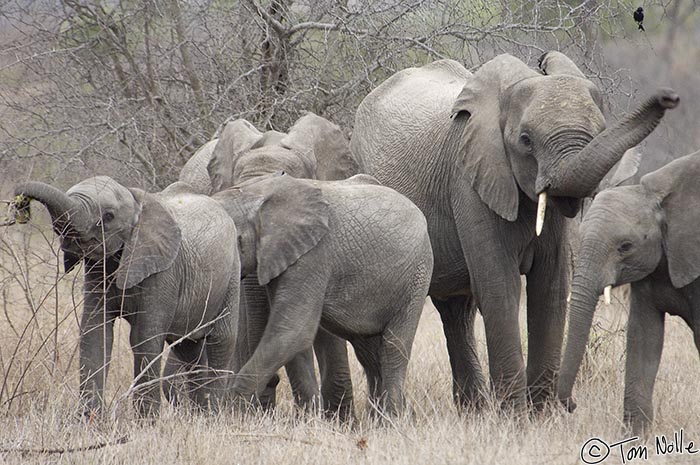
[544,88,679,198]
[14,181,83,235]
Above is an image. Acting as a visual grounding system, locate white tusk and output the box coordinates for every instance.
[566,292,571,303]
[603,285,612,305]
[536,192,547,236]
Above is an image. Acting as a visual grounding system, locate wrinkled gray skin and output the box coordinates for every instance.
[213,112,360,420]
[178,119,285,195]
[351,52,678,410]
[175,113,361,419]
[559,151,700,435]
[215,174,433,416]
[14,177,240,416]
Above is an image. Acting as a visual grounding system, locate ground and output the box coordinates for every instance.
[0,220,698,465]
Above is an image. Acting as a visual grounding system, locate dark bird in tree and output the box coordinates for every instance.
[634,7,645,31]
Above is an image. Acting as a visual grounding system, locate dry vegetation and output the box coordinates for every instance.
[1,213,698,465]
[1,1,700,464]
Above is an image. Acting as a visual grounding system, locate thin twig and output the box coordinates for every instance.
[0,435,129,455]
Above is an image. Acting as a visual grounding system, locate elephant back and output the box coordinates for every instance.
[351,60,471,202]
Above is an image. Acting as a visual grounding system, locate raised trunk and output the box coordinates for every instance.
[14,181,84,235]
[557,256,606,409]
[543,88,679,199]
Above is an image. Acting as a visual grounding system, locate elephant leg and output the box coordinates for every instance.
[236,277,280,410]
[163,339,206,405]
[78,269,119,416]
[432,295,485,410]
[284,349,321,411]
[315,329,355,422]
[199,327,236,412]
[624,285,665,436]
[129,319,166,417]
[376,295,424,417]
[232,279,324,403]
[349,336,383,414]
[525,241,568,410]
[473,273,526,412]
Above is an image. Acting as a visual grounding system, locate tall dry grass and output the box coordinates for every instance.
[0,215,698,465]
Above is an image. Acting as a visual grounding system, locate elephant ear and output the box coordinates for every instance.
[255,175,330,285]
[641,151,700,288]
[451,54,538,221]
[596,147,643,193]
[115,190,182,290]
[538,51,586,78]
[313,123,359,181]
[208,119,264,192]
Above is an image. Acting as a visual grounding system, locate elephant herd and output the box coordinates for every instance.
[8,51,694,435]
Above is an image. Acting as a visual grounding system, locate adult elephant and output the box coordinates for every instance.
[11,177,240,416]
[559,151,700,435]
[351,52,678,409]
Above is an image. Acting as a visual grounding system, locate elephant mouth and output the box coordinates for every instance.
[551,196,580,218]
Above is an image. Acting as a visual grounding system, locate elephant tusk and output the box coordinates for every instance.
[535,192,547,236]
[603,285,612,305]
[566,291,571,303]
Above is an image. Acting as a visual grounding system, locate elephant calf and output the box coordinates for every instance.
[13,177,240,416]
[215,173,433,415]
[559,151,700,434]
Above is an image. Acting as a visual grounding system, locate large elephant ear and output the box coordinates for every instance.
[115,190,182,290]
[254,175,330,285]
[208,119,264,192]
[641,151,700,288]
[451,54,538,221]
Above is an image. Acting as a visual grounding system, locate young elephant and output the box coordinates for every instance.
[215,173,433,415]
[558,151,700,434]
[13,177,240,416]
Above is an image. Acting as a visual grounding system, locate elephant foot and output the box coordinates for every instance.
[323,401,356,424]
[257,373,281,411]
[453,381,487,413]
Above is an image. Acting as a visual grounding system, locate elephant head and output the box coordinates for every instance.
[558,151,700,409]
[231,112,359,185]
[207,119,286,192]
[214,173,329,286]
[14,176,181,290]
[280,112,359,181]
[450,52,678,233]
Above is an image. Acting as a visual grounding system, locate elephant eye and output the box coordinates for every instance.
[519,132,533,148]
[96,211,114,228]
[618,241,633,253]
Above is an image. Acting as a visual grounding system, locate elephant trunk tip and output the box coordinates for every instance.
[656,88,679,109]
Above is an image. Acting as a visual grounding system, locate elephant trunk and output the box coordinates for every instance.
[558,243,609,411]
[543,88,679,199]
[14,181,85,235]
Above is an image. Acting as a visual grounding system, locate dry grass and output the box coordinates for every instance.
[0,219,698,465]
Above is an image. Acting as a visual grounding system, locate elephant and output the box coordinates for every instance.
[175,112,361,418]
[558,150,700,435]
[350,51,678,411]
[12,177,240,416]
[206,112,361,420]
[214,173,433,416]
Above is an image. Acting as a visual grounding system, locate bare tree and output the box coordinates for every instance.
[0,0,688,191]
